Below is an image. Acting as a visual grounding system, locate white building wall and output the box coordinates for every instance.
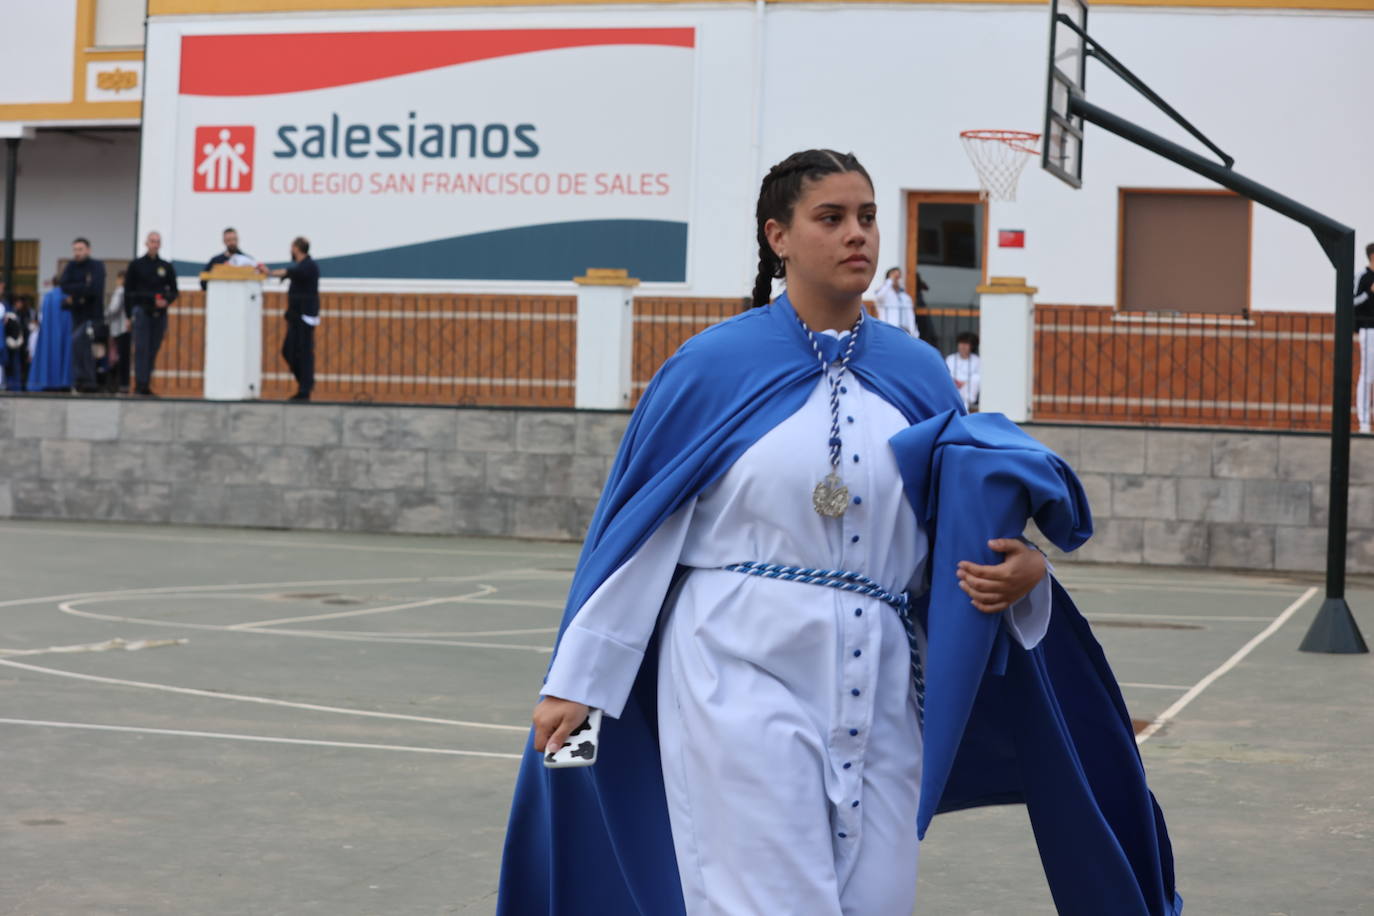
[0,129,142,281]
[0,1,78,105]
[134,3,1374,309]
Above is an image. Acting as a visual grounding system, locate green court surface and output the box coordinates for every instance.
[1,520,1370,914]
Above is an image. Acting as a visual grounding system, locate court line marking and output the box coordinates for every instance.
[0,576,432,610]
[1135,586,1320,745]
[318,626,559,638]
[0,656,528,732]
[1086,613,1276,623]
[228,585,499,629]
[0,522,579,561]
[0,718,523,759]
[57,598,555,653]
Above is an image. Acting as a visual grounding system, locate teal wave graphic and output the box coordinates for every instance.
[175,219,688,282]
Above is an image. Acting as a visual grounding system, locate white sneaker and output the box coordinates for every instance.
[1360,425,1371,435]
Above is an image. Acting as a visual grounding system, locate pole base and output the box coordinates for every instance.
[1298,597,1369,654]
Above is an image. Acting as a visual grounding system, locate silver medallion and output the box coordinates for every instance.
[812,472,850,518]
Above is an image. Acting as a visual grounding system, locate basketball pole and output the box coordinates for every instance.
[1068,95,1368,654]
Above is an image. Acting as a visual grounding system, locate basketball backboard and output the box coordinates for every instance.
[1043,0,1087,188]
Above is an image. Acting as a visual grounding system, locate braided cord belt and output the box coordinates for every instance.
[721,561,926,724]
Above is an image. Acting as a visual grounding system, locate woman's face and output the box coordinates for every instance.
[766,171,878,303]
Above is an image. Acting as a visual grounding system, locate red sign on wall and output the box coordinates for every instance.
[193,126,255,192]
[998,229,1026,248]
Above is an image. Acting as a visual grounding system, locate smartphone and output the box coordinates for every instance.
[543,708,602,769]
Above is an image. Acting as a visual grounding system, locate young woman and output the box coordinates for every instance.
[499,150,1180,916]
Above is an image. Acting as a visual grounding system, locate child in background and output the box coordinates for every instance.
[945,330,981,410]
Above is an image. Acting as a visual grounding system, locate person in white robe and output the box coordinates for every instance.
[945,331,982,411]
[873,267,918,337]
[532,150,1048,915]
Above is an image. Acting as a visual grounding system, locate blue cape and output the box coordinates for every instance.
[27,288,72,392]
[498,296,1180,915]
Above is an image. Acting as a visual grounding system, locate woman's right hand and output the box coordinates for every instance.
[533,696,591,756]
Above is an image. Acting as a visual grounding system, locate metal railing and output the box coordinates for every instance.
[39,292,1348,431]
[1034,305,1339,430]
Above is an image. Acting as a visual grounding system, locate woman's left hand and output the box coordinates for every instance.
[957,539,1047,613]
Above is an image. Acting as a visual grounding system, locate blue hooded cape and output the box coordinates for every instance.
[497,295,1180,915]
[27,287,73,392]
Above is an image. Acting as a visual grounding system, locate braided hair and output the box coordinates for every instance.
[750,149,873,308]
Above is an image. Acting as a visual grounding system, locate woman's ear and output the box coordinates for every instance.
[763,217,787,263]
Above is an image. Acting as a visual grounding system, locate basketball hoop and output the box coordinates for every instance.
[959,129,1041,201]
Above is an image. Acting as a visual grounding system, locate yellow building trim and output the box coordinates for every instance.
[148,0,1374,12]
[85,49,147,61]
[73,0,96,104]
[0,102,142,122]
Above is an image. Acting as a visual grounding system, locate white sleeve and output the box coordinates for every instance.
[542,499,696,718]
[1004,560,1055,649]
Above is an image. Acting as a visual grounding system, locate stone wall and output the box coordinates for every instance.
[1026,424,1374,573]
[0,395,627,541]
[1,395,1368,573]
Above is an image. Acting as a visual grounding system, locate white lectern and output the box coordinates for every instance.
[199,265,263,400]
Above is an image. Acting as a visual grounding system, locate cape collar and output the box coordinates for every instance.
[770,292,871,365]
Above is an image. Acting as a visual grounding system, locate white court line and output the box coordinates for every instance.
[320,626,559,638]
[228,585,499,629]
[0,576,429,610]
[1135,586,1320,745]
[0,522,577,560]
[1119,682,1192,691]
[0,718,522,759]
[1087,613,1276,623]
[58,598,554,653]
[0,657,528,732]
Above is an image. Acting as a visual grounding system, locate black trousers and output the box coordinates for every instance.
[132,306,167,391]
[281,316,315,395]
[110,331,132,391]
[70,320,98,389]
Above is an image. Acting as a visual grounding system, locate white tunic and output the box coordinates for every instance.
[945,352,982,410]
[873,280,919,337]
[544,351,1049,915]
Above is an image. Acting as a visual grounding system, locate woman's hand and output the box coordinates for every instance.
[533,696,591,756]
[956,539,1047,614]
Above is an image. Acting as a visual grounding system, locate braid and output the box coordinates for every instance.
[748,150,873,308]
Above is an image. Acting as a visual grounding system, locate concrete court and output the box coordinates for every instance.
[0,519,1370,916]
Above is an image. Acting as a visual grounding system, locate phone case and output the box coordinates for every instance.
[543,708,602,769]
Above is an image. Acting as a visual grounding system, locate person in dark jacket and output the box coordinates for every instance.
[59,238,107,393]
[263,236,319,401]
[1355,241,1374,433]
[124,231,180,396]
[200,227,257,291]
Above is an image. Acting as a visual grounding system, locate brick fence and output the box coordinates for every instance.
[2,395,1369,574]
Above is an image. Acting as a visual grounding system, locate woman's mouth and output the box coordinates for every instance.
[842,255,870,266]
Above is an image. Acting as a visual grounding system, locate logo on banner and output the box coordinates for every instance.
[194,126,254,192]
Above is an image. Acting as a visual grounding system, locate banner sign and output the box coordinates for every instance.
[172,28,695,282]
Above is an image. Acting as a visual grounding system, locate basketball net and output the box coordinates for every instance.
[959,130,1040,202]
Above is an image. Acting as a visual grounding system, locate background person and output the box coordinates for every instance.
[104,273,129,394]
[27,276,71,391]
[874,265,919,337]
[262,236,319,401]
[200,227,257,290]
[1354,241,1374,434]
[124,231,180,396]
[59,238,106,393]
[945,330,981,410]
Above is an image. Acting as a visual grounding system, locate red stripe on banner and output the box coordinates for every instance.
[180,28,695,97]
